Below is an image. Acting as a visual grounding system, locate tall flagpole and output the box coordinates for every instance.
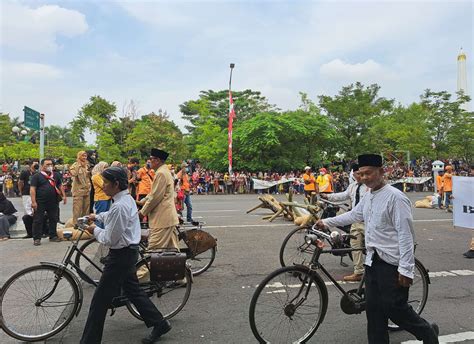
[228,63,235,174]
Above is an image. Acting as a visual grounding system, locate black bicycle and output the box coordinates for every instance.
[249,226,430,343]
[0,217,192,342]
[280,198,353,268]
[75,221,217,286]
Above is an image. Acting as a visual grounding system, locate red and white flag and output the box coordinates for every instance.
[228,90,236,173]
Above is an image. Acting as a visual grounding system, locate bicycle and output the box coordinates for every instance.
[249,226,430,343]
[75,221,217,286]
[280,198,353,268]
[0,216,192,342]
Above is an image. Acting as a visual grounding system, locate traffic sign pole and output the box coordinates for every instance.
[40,114,45,161]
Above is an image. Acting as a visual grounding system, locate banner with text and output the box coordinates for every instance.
[252,178,297,190]
[453,176,474,229]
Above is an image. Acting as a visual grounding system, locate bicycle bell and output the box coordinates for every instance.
[330,231,342,245]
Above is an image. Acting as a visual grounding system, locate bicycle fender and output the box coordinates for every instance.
[40,262,84,316]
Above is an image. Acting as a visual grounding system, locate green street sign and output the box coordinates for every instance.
[24,106,40,130]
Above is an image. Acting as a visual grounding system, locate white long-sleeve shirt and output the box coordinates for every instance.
[93,189,141,249]
[322,184,415,278]
[326,181,369,209]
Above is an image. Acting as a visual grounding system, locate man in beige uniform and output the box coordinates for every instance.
[138,149,179,279]
[70,151,91,224]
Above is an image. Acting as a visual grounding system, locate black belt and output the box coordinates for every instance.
[110,244,140,251]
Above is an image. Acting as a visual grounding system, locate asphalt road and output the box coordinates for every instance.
[0,192,473,344]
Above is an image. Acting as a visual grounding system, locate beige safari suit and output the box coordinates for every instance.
[138,164,179,279]
[70,162,91,224]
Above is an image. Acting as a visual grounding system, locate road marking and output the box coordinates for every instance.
[413,219,451,222]
[193,210,242,213]
[401,331,474,343]
[205,224,294,229]
[241,269,474,290]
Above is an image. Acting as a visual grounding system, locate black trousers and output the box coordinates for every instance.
[32,202,58,240]
[80,247,164,344]
[365,255,438,344]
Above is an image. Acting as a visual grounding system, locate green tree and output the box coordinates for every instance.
[0,114,13,144]
[125,113,187,162]
[318,82,394,158]
[420,90,471,159]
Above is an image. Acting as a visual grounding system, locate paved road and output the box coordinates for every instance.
[1,193,473,343]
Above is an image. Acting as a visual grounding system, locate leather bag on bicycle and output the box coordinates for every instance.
[150,250,187,282]
[182,229,217,256]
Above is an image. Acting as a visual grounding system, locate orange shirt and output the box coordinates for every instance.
[303,173,316,191]
[317,174,333,192]
[442,173,453,192]
[137,167,155,196]
[177,171,190,191]
[435,175,443,190]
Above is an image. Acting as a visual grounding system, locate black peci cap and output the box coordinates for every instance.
[150,148,169,161]
[358,154,383,168]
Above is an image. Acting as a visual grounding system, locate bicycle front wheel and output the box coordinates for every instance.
[186,246,216,276]
[388,258,429,330]
[0,265,80,342]
[279,227,314,267]
[249,265,328,344]
[127,257,192,320]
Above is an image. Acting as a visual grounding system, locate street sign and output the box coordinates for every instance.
[24,106,40,130]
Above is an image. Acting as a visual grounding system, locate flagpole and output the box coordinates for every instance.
[228,63,235,174]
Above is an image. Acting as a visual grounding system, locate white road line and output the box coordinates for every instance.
[193,210,242,213]
[205,224,294,229]
[401,331,474,343]
[242,269,474,289]
[413,219,451,222]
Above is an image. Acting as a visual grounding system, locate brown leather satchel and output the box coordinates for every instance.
[149,251,187,282]
[182,229,217,256]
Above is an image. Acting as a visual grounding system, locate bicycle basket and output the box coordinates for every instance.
[182,229,217,256]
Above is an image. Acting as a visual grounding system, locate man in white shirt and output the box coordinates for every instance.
[316,154,438,344]
[320,163,368,281]
[80,167,170,344]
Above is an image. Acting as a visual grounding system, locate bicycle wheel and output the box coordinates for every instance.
[0,265,80,342]
[127,257,192,320]
[249,265,328,343]
[279,227,314,267]
[388,258,429,330]
[187,246,216,276]
[75,237,109,285]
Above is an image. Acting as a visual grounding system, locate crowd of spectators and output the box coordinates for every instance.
[1,157,471,198]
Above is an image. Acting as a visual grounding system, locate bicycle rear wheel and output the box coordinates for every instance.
[279,227,314,267]
[0,265,80,341]
[186,246,216,276]
[75,237,109,285]
[388,258,429,330]
[127,257,192,320]
[249,265,328,343]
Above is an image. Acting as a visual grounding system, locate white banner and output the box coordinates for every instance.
[252,178,296,190]
[389,177,432,185]
[453,176,474,229]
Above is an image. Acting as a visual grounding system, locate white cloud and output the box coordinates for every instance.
[118,2,191,27]
[1,2,88,52]
[2,61,63,79]
[319,59,397,82]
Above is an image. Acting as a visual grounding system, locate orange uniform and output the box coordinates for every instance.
[137,167,155,196]
[303,173,317,192]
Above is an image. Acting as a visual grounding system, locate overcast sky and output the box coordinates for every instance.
[1,0,472,133]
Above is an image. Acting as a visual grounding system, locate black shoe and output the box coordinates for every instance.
[142,320,171,344]
[432,322,439,337]
[463,250,474,259]
[49,236,62,242]
[22,235,32,239]
[33,239,41,246]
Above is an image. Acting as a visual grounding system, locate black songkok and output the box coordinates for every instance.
[101,167,128,190]
[358,154,383,168]
[150,148,169,161]
[351,163,359,172]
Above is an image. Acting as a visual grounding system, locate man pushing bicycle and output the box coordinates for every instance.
[80,166,171,344]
